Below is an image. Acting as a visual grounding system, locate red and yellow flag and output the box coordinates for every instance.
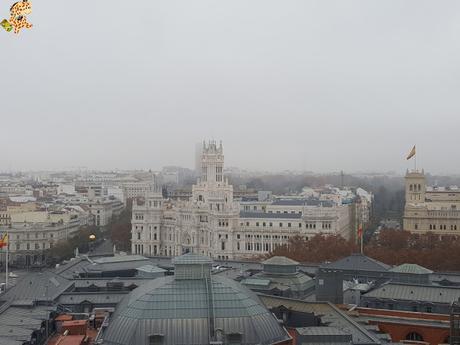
[406,145,416,160]
[0,234,8,249]
[357,226,363,239]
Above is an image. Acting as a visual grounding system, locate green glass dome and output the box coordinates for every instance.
[102,254,290,345]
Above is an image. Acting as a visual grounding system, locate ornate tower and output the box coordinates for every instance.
[201,140,224,185]
[405,169,426,204]
[193,140,233,206]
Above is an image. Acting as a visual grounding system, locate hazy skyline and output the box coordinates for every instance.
[1,1,460,174]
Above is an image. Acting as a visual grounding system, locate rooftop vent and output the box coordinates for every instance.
[173,254,213,280]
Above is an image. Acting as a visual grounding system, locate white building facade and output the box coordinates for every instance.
[404,169,460,235]
[131,141,368,259]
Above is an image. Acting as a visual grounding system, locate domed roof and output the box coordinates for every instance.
[102,255,290,345]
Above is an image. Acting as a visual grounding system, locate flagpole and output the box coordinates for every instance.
[5,231,8,291]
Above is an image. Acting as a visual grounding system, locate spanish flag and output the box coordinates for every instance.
[357,225,363,239]
[406,145,416,160]
[0,234,8,249]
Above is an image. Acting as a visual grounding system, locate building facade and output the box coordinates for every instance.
[0,216,84,266]
[403,169,460,235]
[122,180,155,200]
[131,141,370,259]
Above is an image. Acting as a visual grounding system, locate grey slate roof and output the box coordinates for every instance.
[84,259,152,272]
[272,199,306,206]
[259,295,381,345]
[322,254,391,272]
[135,265,167,274]
[271,199,335,207]
[0,271,72,304]
[240,211,302,219]
[253,272,314,294]
[362,283,460,304]
[263,256,299,266]
[0,306,55,345]
[390,263,433,275]
[296,326,349,336]
[72,278,146,288]
[240,278,272,287]
[58,292,128,305]
[93,255,148,264]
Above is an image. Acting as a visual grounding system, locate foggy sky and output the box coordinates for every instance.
[1,0,460,174]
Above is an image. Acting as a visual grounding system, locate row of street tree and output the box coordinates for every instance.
[270,229,460,272]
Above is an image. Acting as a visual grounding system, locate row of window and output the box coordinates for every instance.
[427,209,458,216]
[137,232,159,241]
[9,242,50,251]
[242,205,304,214]
[244,241,286,252]
[137,227,314,243]
[148,200,161,208]
[14,233,54,240]
[181,214,192,221]
[428,224,458,230]
[218,219,229,227]
[241,221,330,229]
[245,234,289,240]
[133,244,176,256]
[409,184,422,192]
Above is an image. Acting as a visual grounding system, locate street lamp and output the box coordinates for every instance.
[89,234,96,253]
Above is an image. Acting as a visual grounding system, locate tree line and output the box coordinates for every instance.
[269,229,460,272]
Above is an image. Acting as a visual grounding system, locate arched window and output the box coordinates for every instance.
[418,184,421,191]
[410,184,413,191]
[406,332,424,341]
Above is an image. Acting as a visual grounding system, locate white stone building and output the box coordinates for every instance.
[0,212,88,266]
[403,169,460,235]
[122,180,155,200]
[87,198,124,227]
[131,141,369,259]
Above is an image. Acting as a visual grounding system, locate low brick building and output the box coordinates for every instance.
[346,307,450,345]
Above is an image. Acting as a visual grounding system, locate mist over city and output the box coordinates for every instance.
[1,1,460,345]
[2,1,460,173]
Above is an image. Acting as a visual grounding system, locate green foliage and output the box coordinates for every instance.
[366,229,460,271]
[45,225,101,264]
[269,230,460,272]
[269,234,358,264]
[109,199,132,252]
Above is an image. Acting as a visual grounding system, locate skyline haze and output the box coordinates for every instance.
[1,0,460,174]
